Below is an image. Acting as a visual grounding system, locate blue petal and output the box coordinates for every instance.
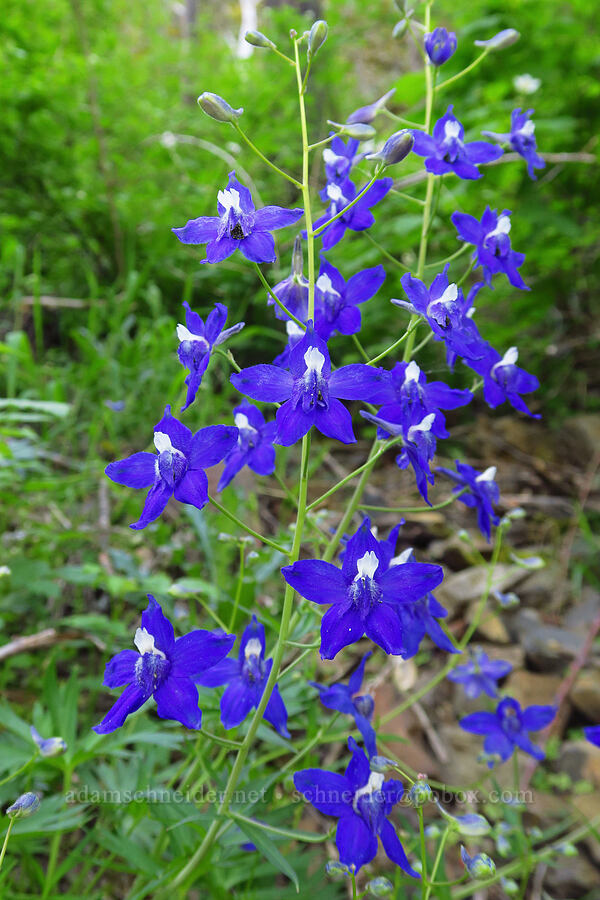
[231,365,293,402]
[378,562,444,601]
[345,736,370,789]
[347,652,372,695]
[105,452,156,489]
[103,649,138,688]
[282,560,348,606]
[274,400,314,446]
[320,602,365,660]
[205,236,237,263]
[239,232,276,264]
[93,684,148,735]
[218,449,247,491]
[171,629,235,679]
[459,711,499,734]
[263,685,290,738]
[195,657,239,687]
[204,303,228,344]
[239,615,266,661]
[220,676,255,729]
[253,206,304,230]
[130,480,172,529]
[336,813,378,872]
[188,424,239,469]
[315,399,356,444]
[141,595,175,654]
[154,406,193,454]
[345,265,386,307]
[520,704,556,732]
[293,769,353,817]
[364,603,405,655]
[173,469,209,509]
[380,819,420,878]
[154,676,202,730]
[316,684,355,715]
[329,364,388,401]
[172,216,220,244]
[354,712,378,758]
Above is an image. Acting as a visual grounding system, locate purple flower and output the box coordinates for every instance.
[424,28,457,66]
[172,170,303,264]
[392,265,485,362]
[445,282,483,371]
[230,325,387,447]
[585,726,600,747]
[460,697,555,767]
[484,108,545,180]
[465,345,540,418]
[314,257,387,339]
[293,737,419,876]
[311,652,377,757]
[346,89,396,125]
[447,648,512,698]
[218,401,277,490]
[93,596,234,734]
[30,726,67,758]
[451,208,528,290]
[267,236,309,322]
[313,176,393,250]
[281,518,443,659]
[323,136,365,183]
[272,320,305,368]
[196,615,289,737]
[411,105,503,180]
[105,405,238,529]
[369,360,473,435]
[437,460,501,541]
[177,302,245,411]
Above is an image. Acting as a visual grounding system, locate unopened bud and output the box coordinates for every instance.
[408,781,433,808]
[393,20,409,39]
[325,860,351,879]
[501,877,520,896]
[327,120,376,140]
[244,30,276,50]
[556,841,577,857]
[308,20,328,60]
[197,92,243,124]
[370,756,396,773]
[31,725,67,758]
[366,130,414,166]
[475,29,520,51]
[461,846,496,880]
[6,793,40,819]
[366,876,394,897]
[437,802,491,836]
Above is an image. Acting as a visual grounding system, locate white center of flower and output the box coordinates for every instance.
[217,188,242,214]
[444,120,462,141]
[476,466,497,483]
[303,346,326,376]
[353,771,384,809]
[518,120,535,137]
[286,320,304,338]
[326,184,344,203]
[408,412,436,441]
[244,637,262,659]
[154,432,184,456]
[390,547,413,567]
[322,148,338,165]
[404,360,421,384]
[176,323,209,346]
[316,273,340,297]
[439,283,458,306]
[486,215,511,240]
[134,626,166,659]
[354,551,379,582]
[234,413,252,431]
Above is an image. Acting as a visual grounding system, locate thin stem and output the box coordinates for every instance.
[214,347,241,373]
[436,49,490,94]
[0,819,14,872]
[417,807,428,898]
[294,39,316,320]
[202,730,243,750]
[363,231,411,272]
[208,495,290,556]
[308,439,401,511]
[254,263,306,330]
[424,826,451,900]
[323,441,381,562]
[308,134,336,151]
[270,47,296,66]
[232,122,302,189]
[381,108,424,129]
[367,322,419,366]
[0,752,38,788]
[312,172,380,238]
[457,258,475,287]
[390,187,426,206]
[351,869,358,900]
[424,243,470,269]
[351,333,370,363]
[360,489,465,514]
[229,544,245,631]
[228,810,328,843]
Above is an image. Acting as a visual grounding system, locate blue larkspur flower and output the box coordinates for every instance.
[460,697,555,767]
[392,265,485,362]
[196,615,289,737]
[447,648,512,698]
[30,725,67,758]
[218,401,277,490]
[282,518,443,659]
[314,257,387,339]
[585,726,600,747]
[460,846,496,879]
[311,652,378,757]
[411,105,503,180]
[294,737,419,877]
[267,235,309,323]
[346,89,396,126]
[93,596,235,734]
[323,136,365,183]
[424,27,457,66]
[105,405,238,529]
[176,302,245,411]
[436,460,501,541]
[465,345,540,418]
[172,170,303,263]
[231,325,387,446]
[483,108,545,180]
[451,208,528,290]
[272,320,305,368]
[313,176,393,250]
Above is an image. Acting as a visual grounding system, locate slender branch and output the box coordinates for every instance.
[208,495,290,556]
[363,231,411,272]
[254,264,306,330]
[424,242,470,269]
[360,489,465,514]
[307,439,401,512]
[435,49,490,93]
[312,172,380,238]
[232,122,302,189]
[0,752,39,788]
[367,321,419,366]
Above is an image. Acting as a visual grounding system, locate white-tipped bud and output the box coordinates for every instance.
[475,29,520,51]
[366,130,414,166]
[197,92,243,124]
[244,30,276,50]
[308,20,328,60]
[327,120,376,140]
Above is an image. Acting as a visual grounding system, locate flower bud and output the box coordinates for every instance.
[501,877,519,896]
[460,845,496,880]
[556,841,577,857]
[370,756,397,773]
[291,235,304,279]
[327,120,376,140]
[474,29,520,51]
[197,92,243,124]
[437,802,491,836]
[6,792,40,819]
[408,781,433,808]
[347,89,396,125]
[31,725,67,758]
[393,20,409,39]
[325,860,351,879]
[366,130,414,166]
[492,589,519,609]
[366,876,394,897]
[244,30,276,50]
[424,27,457,66]
[308,20,328,60]
[424,823,441,839]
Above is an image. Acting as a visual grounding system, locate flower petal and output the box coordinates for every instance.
[364,603,405,655]
[239,232,276,264]
[459,711,500,734]
[520,704,556,732]
[188,424,239,469]
[274,400,314,446]
[336,813,378,872]
[130,480,172,530]
[315,399,356,444]
[154,676,202,730]
[253,206,304,230]
[263,685,290,738]
[171,629,235,679]
[205,237,238,264]
[93,684,148,735]
[220,676,255,729]
[380,819,420,878]
[320,601,365,660]
[173,468,209,509]
[195,657,239,687]
[329,364,388,401]
[154,406,193,454]
[141,595,175,654]
[103,649,138,688]
[293,769,353,817]
[231,365,293,403]
[172,216,220,244]
[281,559,348,606]
[105,452,157,489]
[378,562,444,601]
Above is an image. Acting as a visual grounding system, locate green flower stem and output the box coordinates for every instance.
[0,752,39,788]
[43,764,72,898]
[0,819,15,873]
[228,810,329,843]
[411,330,434,356]
[359,488,466,514]
[391,188,426,206]
[351,333,371,362]
[254,263,306,330]
[363,231,411,272]
[229,543,245,631]
[424,825,451,900]
[307,134,336,151]
[322,441,381,563]
[270,47,296,67]
[307,439,402,512]
[457,258,475,287]
[367,321,420,365]
[423,242,470,269]
[381,108,424,129]
[294,38,316,320]
[208,495,290,556]
[435,49,490,94]
[311,171,381,238]
[417,807,428,899]
[214,347,241,373]
[232,122,302,189]
[201,730,243,750]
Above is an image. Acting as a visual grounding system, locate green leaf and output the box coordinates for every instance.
[236,816,300,892]
[0,398,71,417]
